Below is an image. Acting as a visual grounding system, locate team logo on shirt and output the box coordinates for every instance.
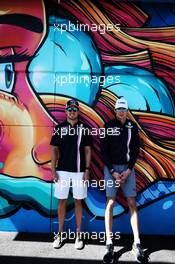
[125,122,133,129]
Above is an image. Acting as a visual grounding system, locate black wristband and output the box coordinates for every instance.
[85,167,90,171]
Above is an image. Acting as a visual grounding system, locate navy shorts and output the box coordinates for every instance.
[104,164,136,198]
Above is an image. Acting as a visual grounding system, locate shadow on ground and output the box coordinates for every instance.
[8,233,175,264]
[112,235,175,264]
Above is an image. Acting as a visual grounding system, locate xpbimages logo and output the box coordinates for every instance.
[55,229,121,243]
[53,74,120,87]
[52,126,121,139]
[54,178,121,190]
[54,21,120,35]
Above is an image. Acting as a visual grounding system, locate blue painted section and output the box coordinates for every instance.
[1,173,175,234]
[1,192,175,235]
[104,66,175,115]
[28,19,102,105]
[139,2,175,27]
[0,208,50,232]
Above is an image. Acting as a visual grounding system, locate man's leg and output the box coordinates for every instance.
[122,169,144,261]
[127,197,144,261]
[58,199,67,232]
[74,198,85,250]
[53,171,70,248]
[103,197,115,263]
[74,199,83,233]
[72,172,87,233]
[53,199,67,248]
[72,172,87,250]
[105,197,115,245]
[121,168,140,244]
[104,166,118,245]
[127,197,140,243]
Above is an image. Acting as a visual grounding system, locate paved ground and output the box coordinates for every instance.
[0,232,174,264]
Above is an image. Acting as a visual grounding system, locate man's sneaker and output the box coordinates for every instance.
[75,234,84,250]
[103,244,114,264]
[53,232,63,249]
[132,243,144,263]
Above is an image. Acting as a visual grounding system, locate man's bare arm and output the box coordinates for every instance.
[83,146,91,182]
[51,146,60,182]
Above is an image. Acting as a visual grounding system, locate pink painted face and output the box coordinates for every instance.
[0,0,54,181]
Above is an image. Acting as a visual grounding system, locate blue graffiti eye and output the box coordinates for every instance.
[0,63,14,93]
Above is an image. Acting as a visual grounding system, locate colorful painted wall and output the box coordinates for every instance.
[0,0,175,234]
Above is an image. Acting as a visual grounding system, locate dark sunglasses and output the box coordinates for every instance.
[66,107,79,112]
[115,108,128,113]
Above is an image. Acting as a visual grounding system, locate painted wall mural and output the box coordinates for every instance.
[0,0,175,234]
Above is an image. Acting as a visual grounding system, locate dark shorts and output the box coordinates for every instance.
[104,164,136,198]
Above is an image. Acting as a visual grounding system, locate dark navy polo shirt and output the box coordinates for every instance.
[50,120,92,172]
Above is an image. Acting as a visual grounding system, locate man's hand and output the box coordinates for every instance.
[52,170,59,183]
[112,171,121,183]
[83,170,90,184]
[120,169,131,183]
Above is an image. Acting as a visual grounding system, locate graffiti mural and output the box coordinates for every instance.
[0,0,175,234]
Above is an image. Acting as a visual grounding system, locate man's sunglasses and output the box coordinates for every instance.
[115,108,128,112]
[66,107,79,112]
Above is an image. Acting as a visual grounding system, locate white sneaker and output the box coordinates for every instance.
[75,235,84,250]
[53,233,63,249]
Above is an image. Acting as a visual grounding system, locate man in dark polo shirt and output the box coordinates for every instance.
[101,97,144,263]
[50,99,92,250]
